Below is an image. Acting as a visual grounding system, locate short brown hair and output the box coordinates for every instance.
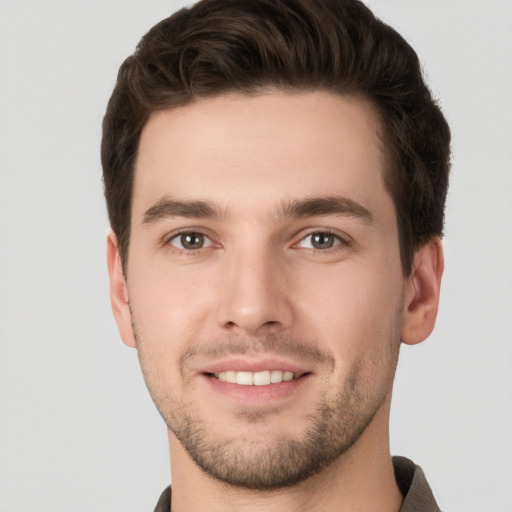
[102,0,450,275]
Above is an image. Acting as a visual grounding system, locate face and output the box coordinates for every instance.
[113,91,411,489]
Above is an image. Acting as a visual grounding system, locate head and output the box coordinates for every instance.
[103,0,449,492]
[102,0,450,277]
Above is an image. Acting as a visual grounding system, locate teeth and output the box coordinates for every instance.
[283,371,294,381]
[253,370,271,386]
[270,370,283,383]
[236,371,253,386]
[216,370,296,385]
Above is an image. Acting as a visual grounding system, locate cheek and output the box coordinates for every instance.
[127,268,213,405]
[295,260,404,358]
[127,260,218,352]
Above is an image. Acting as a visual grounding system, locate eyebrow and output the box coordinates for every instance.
[280,196,373,223]
[142,195,373,225]
[143,198,222,224]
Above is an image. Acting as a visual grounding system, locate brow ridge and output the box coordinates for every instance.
[143,198,220,225]
[281,196,373,223]
[142,195,373,225]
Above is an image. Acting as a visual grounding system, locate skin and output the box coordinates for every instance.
[107,90,444,512]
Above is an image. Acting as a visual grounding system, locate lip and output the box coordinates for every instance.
[198,357,310,376]
[197,357,313,405]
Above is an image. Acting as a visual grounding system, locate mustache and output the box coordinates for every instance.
[179,333,335,370]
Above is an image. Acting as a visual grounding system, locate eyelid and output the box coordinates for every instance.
[292,229,352,250]
[161,227,351,253]
[163,228,219,251]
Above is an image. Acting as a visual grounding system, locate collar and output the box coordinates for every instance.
[153,456,441,511]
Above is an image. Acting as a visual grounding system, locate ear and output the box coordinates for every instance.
[401,237,444,345]
[106,230,136,348]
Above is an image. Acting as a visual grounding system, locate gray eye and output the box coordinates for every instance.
[298,232,341,250]
[169,232,212,250]
[311,233,336,249]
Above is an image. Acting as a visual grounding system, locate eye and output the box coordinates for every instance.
[168,232,213,251]
[297,232,343,250]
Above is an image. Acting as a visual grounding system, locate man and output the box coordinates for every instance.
[102,0,450,510]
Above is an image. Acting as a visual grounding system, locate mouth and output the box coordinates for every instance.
[197,358,313,404]
[198,358,313,405]
[207,369,301,386]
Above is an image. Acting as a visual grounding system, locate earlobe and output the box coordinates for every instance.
[401,238,444,345]
[106,230,136,348]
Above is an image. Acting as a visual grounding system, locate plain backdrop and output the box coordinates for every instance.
[0,1,511,511]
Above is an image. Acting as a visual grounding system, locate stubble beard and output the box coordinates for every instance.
[133,324,401,490]
[170,365,392,490]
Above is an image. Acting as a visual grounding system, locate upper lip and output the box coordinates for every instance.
[198,357,311,377]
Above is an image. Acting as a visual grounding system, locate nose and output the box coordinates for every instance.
[216,244,294,337]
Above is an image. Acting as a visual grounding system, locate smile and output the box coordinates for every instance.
[201,363,312,404]
[213,370,296,386]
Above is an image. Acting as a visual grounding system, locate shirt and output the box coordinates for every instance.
[153,456,440,511]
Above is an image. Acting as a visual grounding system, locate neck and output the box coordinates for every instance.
[167,397,403,512]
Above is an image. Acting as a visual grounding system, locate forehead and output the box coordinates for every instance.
[133,90,389,221]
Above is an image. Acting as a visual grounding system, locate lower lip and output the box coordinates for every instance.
[201,374,311,405]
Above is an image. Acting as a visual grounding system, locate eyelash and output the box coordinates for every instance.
[293,230,351,254]
[163,229,351,256]
[164,230,216,255]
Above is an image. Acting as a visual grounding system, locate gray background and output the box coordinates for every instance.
[0,1,511,511]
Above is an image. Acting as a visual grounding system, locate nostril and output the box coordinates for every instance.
[261,320,282,331]
[220,309,289,336]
